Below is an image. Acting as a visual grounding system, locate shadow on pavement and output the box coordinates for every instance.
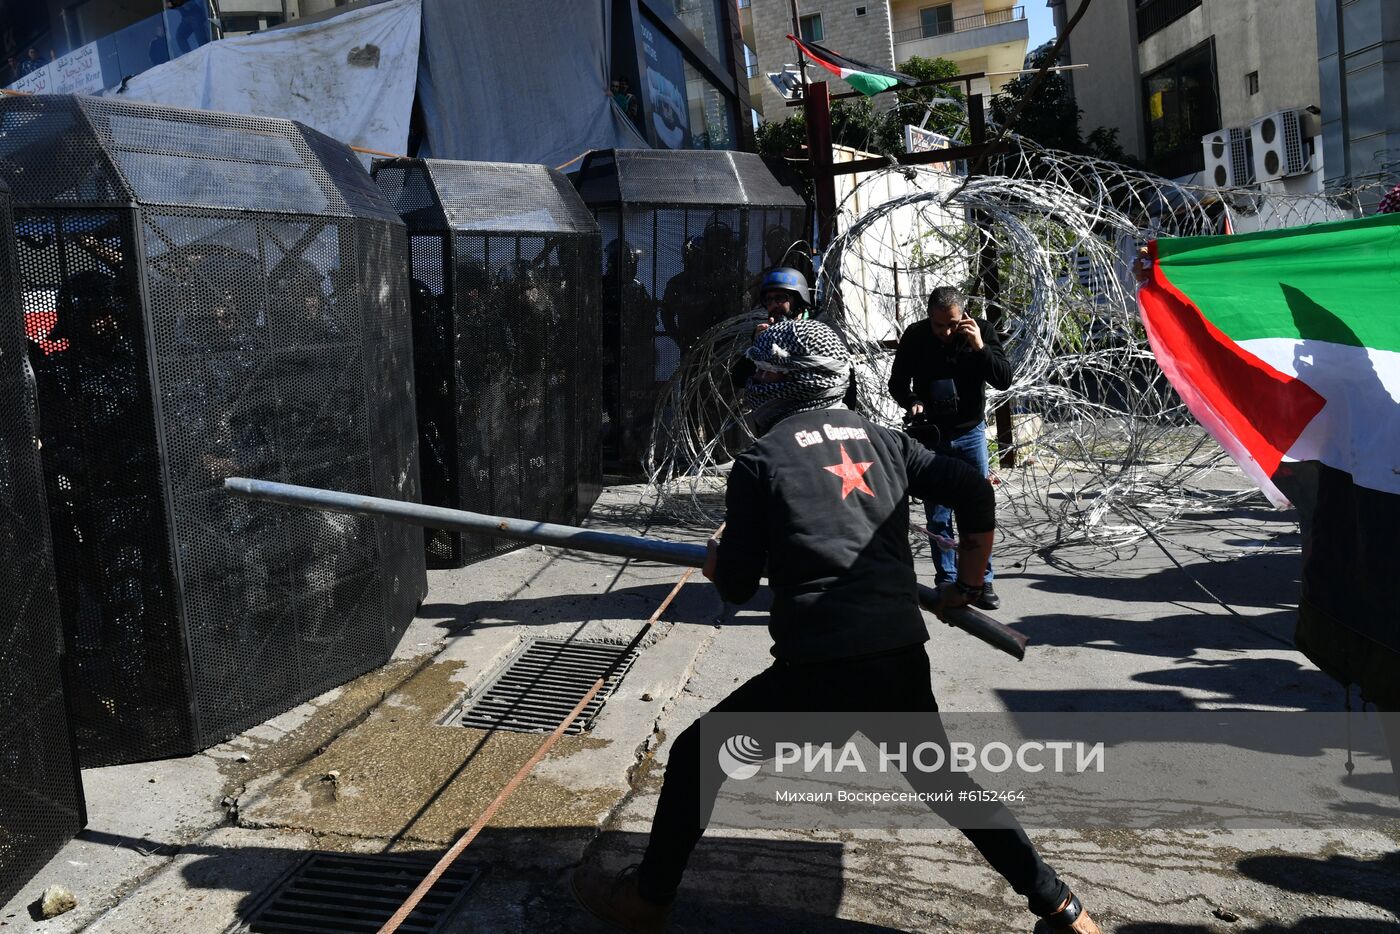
[418,580,747,635]
[1117,922,1398,933]
[1237,850,1400,919]
[1018,549,1301,614]
[81,827,915,932]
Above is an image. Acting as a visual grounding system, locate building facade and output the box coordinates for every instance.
[612,0,756,151]
[1051,0,1324,185]
[743,0,1029,119]
[1314,0,1400,188]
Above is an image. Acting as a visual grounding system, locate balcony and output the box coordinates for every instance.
[893,6,1028,63]
[737,0,755,47]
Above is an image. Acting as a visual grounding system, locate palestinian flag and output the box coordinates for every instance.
[788,36,918,97]
[1138,212,1400,703]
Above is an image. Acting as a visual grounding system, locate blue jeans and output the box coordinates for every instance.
[924,422,993,584]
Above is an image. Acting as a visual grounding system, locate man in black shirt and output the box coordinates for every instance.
[573,320,1101,934]
[888,286,1012,610]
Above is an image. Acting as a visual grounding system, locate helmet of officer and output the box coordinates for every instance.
[759,266,811,308]
[605,239,642,279]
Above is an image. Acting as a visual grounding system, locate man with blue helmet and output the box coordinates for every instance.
[755,265,812,332]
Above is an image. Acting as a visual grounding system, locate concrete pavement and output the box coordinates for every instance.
[3,477,1397,933]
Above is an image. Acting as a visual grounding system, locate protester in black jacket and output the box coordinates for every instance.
[889,286,1013,610]
[573,319,1101,934]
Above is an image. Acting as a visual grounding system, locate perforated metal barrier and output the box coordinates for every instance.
[373,159,603,568]
[0,178,85,908]
[0,96,427,767]
[573,150,809,470]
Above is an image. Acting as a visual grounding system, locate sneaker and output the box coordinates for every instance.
[1032,892,1103,933]
[973,582,1000,611]
[572,862,672,933]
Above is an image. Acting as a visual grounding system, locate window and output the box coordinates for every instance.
[1136,0,1203,41]
[684,56,737,150]
[799,13,823,42]
[665,0,729,70]
[855,6,867,16]
[920,4,954,38]
[1141,39,1220,177]
[1246,70,1259,95]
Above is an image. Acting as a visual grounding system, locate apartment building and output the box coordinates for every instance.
[742,0,1030,118]
[1051,0,1326,186]
[1314,0,1400,188]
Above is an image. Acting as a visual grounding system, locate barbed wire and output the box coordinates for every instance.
[643,124,1399,558]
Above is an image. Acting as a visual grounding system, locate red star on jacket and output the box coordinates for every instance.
[824,443,875,499]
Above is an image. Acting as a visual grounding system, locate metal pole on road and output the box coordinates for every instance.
[223,478,1028,660]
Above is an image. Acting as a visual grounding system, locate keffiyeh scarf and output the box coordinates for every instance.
[744,319,851,433]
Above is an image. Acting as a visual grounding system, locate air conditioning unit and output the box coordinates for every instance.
[1251,110,1308,180]
[1201,127,1254,188]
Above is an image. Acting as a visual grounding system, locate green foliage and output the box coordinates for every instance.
[894,55,966,138]
[988,45,1083,154]
[755,111,807,158]
[988,43,1138,166]
[754,56,966,160]
[1084,125,1135,165]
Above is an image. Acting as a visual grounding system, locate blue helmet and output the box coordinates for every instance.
[760,266,811,307]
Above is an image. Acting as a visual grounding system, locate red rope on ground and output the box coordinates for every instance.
[376,559,705,934]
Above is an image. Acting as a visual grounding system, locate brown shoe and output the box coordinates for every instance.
[572,862,672,934]
[1032,892,1104,933]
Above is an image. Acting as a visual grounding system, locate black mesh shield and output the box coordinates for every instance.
[575,149,808,208]
[372,159,602,568]
[23,205,193,765]
[0,182,86,907]
[2,96,426,765]
[576,150,808,470]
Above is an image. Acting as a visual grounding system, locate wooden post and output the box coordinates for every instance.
[804,80,837,250]
[966,93,1016,468]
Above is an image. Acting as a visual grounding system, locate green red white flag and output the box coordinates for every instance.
[1137,213,1400,508]
[787,36,918,97]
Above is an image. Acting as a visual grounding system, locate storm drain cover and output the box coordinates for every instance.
[456,637,639,734]
[233,852,479,933]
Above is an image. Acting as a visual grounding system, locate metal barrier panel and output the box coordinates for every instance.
[0,182,86,908]
[576,150,808,470]
[2,96,426,765]
[21,204,194,765]
[373,159,603,568]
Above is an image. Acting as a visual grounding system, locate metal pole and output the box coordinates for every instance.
[224,477,707,568]
[224,478,1028,660]
[789,0,806,81]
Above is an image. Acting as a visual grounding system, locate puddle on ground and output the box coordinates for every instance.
[237,659,619,844]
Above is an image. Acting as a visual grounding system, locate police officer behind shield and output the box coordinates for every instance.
[889,286,1012,610]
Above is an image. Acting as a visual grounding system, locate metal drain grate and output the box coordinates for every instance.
[457,638,639,734]
[233,852,479,933]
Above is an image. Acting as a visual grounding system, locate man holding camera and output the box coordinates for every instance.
[888,287,1012,610]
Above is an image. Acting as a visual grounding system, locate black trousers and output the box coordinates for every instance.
[637,643,1069,917]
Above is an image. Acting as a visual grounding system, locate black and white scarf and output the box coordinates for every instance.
[744,319,851,433]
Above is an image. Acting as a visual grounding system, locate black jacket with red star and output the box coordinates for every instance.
[714,405,995,663]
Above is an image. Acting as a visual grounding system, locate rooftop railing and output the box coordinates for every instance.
[893,6,1024,45]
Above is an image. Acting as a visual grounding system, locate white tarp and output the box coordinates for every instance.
[114,0,420,158]
[418,0,647,167]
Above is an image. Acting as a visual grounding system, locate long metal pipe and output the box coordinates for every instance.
[223,478,1027,661]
